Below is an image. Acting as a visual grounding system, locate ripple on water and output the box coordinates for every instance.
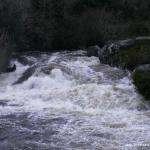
[0,51,150,150]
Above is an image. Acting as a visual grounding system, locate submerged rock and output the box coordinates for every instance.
[6,64,16,73]
[17,56,35,66]
[98,37,150,70]
[13,65,37,85]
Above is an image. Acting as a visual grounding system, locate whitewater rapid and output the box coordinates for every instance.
[0,51,150,150]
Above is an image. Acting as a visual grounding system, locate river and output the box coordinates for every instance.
[0,51,150,150]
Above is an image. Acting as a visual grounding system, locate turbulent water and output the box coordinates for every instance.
[0,51,150,150]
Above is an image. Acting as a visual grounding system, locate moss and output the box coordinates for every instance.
[133,71,150,100]
[115,43,150,70]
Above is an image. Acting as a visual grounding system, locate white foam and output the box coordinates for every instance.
[0,65,141,115]
[0,61,29,88]
[0,51,150,149]
[0,52,146,118]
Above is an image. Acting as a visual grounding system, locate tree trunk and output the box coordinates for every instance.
[0,32,12,73]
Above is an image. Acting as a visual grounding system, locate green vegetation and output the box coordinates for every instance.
[133,71,150,100]
[0,0,150,51]
[116,44,150,70]
[1,0,150,100]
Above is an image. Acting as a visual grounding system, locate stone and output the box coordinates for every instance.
[133,64,150,101]
[86,45,100,57]
[98,37,150,70]
[98,37,150,100]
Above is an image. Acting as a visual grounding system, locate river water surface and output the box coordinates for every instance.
[0,51,150,150]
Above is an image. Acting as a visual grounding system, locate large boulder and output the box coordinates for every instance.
[98,37,150,100]
[86,45,100,57]
[133,64,150,101]
[98,37,150,70]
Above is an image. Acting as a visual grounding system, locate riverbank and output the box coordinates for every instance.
[96,37,150,101]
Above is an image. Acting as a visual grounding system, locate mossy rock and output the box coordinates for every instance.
[114,43,150,70]
[133,71,150,100]
[99,37,150,70]
[99,37,150,100]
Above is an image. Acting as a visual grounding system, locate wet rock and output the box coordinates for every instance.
[86,45,100,57]
[17,55,36,66]
[5,64,16,73]
[98,36,150,70]
[13,65,37,85]
[133,65,150,101]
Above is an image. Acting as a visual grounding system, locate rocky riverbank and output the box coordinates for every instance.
[1,36,150,101]
[133,65,150,101]
[95,36,150,100]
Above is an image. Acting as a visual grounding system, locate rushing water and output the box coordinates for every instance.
[0,51,150,150]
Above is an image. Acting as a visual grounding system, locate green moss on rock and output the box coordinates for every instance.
[99,38,150,100]
[116,44,150,70]
[133,71,150,100]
